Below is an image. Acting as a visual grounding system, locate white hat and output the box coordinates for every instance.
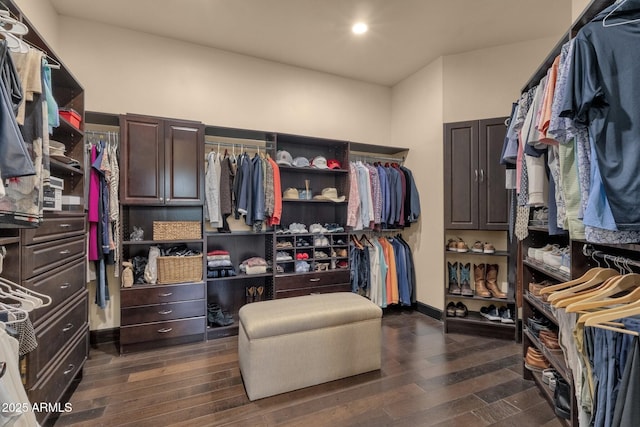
[283,187,299,199]
[276,150,293,166]
[310,156,329,169]
[292,156,310,167]
[313,187,345,203]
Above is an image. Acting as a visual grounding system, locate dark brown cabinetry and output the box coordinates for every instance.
[444,118,508,230]
[120,114,204,205]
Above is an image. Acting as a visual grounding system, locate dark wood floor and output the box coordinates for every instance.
[52,311,564,427]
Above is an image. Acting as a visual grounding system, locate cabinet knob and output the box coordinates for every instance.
[309,278,320,282]
[59,249,71,255]
[480,169,485,182]
[158,310,173,315]
[158,292,173,297]
[166,198,170,202]
[157,327,173,334]
[159,197,164,202]
[63,364,75,375]
[60,283,71,289]
[62,323,74,332]
[474,169,478,182]
[59,223,71,228]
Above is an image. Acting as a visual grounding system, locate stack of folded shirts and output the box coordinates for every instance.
[207,250,236,278]
[240,257,268,275]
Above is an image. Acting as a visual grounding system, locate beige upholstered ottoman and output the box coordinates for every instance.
[238,292,382,401]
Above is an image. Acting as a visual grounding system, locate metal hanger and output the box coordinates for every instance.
[603,0,640,27]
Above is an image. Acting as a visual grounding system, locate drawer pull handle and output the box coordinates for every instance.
[62,323,74,332]
[309,278,320,282]
[60,283,71,289]
[158,292,173,297]
[158,310,173,315]
[59,223,71,228]
[59,249,71,255]
[157,327,173,334]
[63,364,75,375]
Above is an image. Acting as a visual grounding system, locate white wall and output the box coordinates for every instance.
[391,58,444,310]
[443,36,562,122]
[15,0,59,51]
[572,0,592,21]
[57,16,391,146]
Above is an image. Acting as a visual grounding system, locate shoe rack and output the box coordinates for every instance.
[443,229,518,341]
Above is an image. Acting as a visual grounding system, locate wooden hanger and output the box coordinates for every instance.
[351,234,363,250]
[539,267,605,295]
[582,298,640,336]
[565,273,640,312]
[552,275,620,308]
[567,284,640,313]
[545,268,618,303]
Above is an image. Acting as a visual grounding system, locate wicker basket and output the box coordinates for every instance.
[157,254,203,284]
[153,221,201,241]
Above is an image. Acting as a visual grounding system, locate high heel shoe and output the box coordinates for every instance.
[246,286,256,304]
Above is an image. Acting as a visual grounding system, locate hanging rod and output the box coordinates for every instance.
[204,141,269,151]
[582,244,640,272]
[350,153,405,164]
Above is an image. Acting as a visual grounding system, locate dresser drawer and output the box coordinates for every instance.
[29,327,88,424]
[121,283,205,308]
[21,235,85,279]
[22,214,86,244]
[23,259,86,324]
[275,270,350,292]
[121,300,205,326]
[31,292,88,382]
[120,317,206,345]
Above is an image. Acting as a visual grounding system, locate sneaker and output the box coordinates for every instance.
[295,260,310,273]
[455,302,468,317]
[559,247,571,274]
[276,251,292,261]
[471,241,484,253]
[499,306,515,324]
[446,301,456,317]
[524,347,550,372]
[542,368,557,385]
[533,244,556,262]
[543,248,563,268]
[446,239,458,251]
[483,242,495,254]
[456,238,469,253]
[482,305,501,321]
[309,223,329,234]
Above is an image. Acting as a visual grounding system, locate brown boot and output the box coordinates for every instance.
[486,264,507,299]
[473,264,491,297]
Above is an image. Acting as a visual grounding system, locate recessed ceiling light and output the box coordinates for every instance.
[352,22,368,35]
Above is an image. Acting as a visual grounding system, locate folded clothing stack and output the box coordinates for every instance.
[207,249,236,278]
[240,257,268,275]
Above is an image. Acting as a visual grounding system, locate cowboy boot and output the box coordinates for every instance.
[459,263,473,296]
[447,262,461,295]
[486,264,507,299]
[473,263,492,298]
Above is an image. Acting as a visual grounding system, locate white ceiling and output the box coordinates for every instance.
[50,0,571,86]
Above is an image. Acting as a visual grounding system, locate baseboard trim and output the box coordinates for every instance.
[416,302,442,321]
[90,327,120,347]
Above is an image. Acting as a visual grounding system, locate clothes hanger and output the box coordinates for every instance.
[582,298,640,336]
[539,266,607,295]
[547,268,618,304]
[555,275,626,309]
[567,283,640,313]
[0,8,28,36]
[351,234,363,250]
[0,301,29,323]
[0,277,51,308]
[602,0,640,27]
[0,289,36,311]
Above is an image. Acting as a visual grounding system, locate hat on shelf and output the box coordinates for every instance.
[310,156,329,169]
[276,150,293,166]
[327,159,341,169]
[292,156,310,167]
[313,187,345,203]
[283,187,300,200]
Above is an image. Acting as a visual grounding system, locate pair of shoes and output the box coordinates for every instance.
[542,368,557,385]
[448,237,468,252]
[480,305,501,321]
[540,330,561,350]
[528,280,552,297]
[309,223,329,233]
[447,262,473,296]
[207,303,234,327]
[296,252,309,260]
[314,250,329,259]
[446,302,456,317]
[276,251,292,261]
[276,240,293,248]
[289,223,308,233]
[324,223,344,233]
[295,260,311,272]
[336,260,348,269]
[524,347,550,372]
[246,286,265,304]
[527,316,553,335]
[446,302,468,317]
[473,264,507,298]
[296,239,310,247]
[314,262,329,271]
[471,241,496,254]
[314,235,329,246]
[335,248,348,257]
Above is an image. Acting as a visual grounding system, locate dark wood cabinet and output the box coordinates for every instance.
[120,114,204,205]
[444,118,508,230]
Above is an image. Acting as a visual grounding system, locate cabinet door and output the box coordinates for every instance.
[479,118,508,230]
[444,121,479,229]
[164,120,204,205]
[120,115,164,204]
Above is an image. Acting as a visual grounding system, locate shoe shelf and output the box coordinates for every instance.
[445,311,516,340]
[528,225,551,233]
[523,292,558,324]
[522,257,570,283]
[523,327,571,384]
[206,272,273,282]
[122,239,204,246]
[529,369,557,414]
[444,250,509,257]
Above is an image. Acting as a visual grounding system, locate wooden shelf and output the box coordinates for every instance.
[445,311,516,329]
[50,158,83,175]
[524,292,558,324]
[444,250,509,257]
[277,166,349,175]
[523,258,570,282]
[206,272,273,282]
[524,328,571,383]
[122,239,204,246]
[445,293,515,304]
